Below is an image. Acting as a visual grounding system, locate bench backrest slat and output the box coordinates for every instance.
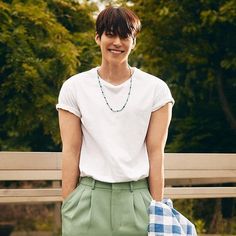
[0,152,61,170]
[0,152,235,183]
[165,153,236,170]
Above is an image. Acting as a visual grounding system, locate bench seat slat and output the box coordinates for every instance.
[0,189,62,203]
[0,196,62,203]
[166,177,236,185]
[0,188,61,197]
[165,170,236,179]
[165,187,236,199]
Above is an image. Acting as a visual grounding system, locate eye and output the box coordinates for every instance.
[122,36,130,40]
[105,32,115,37]
[121,35,133,41]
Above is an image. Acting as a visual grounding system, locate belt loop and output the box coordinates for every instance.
[92,178,96,190]
[130,181,133,192]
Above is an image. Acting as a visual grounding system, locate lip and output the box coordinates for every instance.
[108,49,125,53]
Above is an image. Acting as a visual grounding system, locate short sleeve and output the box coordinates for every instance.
[152,80,175,112]
[56,79,81,118]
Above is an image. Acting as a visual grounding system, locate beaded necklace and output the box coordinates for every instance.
[97,67,133,112]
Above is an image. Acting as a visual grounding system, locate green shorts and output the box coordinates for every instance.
[61,176,153,236]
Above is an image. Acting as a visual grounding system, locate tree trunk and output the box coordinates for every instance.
[217,75,236,133]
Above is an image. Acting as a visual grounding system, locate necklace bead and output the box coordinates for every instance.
[97,67,133,112]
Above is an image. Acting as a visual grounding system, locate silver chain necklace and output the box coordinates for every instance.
[97,67,133,112]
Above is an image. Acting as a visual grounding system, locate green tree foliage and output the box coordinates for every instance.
[0,0,98,150]
[130,0,236,152]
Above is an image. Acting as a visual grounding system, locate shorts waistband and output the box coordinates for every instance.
[79,177,149,192]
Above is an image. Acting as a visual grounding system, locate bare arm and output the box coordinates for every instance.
[58,109,82,200]
[146,103,173,201]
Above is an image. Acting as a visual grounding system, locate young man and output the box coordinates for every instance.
[56,6,174,236]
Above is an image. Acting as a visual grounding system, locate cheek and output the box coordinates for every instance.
[101,40,110,50]
[100,44,108,52]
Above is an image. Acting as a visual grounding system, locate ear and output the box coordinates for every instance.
[131,37,136,49]
[95,33,101,46]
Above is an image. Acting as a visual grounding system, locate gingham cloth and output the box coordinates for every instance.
[148,198,197,236]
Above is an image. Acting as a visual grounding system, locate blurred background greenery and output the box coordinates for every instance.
[0,0,235,234]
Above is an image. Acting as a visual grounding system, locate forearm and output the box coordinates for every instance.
[62,150,80,200]
[148,152,164,201]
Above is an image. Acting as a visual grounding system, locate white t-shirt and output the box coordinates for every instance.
[56,67,174,183]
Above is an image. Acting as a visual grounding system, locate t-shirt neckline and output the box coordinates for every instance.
[94,67,136,88]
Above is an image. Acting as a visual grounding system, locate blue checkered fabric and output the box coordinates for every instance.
[148,198,197,236]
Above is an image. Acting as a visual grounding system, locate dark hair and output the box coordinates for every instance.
[96,6,141,39]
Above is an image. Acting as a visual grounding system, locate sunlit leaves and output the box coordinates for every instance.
[0,0,97,150]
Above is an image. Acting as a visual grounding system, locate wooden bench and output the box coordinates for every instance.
[0,152,235,203]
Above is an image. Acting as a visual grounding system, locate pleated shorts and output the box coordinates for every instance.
[61,176,153,236]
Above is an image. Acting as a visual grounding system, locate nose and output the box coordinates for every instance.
[113,36,122,46]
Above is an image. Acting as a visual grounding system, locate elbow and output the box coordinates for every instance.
[147,146,164,161]
[62,144,81,159]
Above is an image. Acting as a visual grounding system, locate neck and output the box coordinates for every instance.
[98,61,132,85]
